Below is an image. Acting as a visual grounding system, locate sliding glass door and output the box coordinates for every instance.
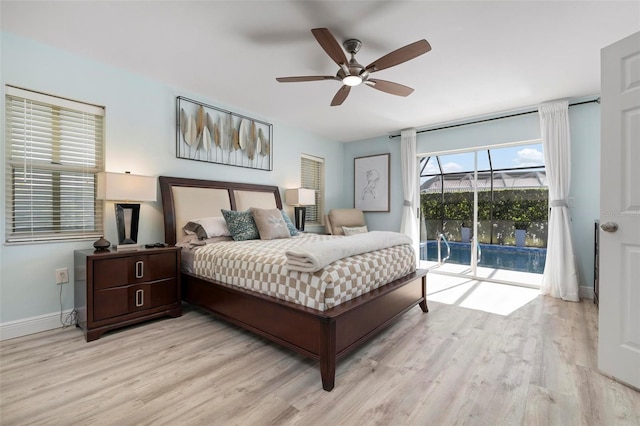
[419,143,548,284]
[420,151,480,276]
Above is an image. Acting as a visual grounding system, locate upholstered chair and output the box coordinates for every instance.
[325,209,367,235]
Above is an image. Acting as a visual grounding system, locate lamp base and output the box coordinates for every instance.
[294,206,307,232]
[115,203,140,245]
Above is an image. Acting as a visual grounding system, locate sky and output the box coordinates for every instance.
[421,143,545,176]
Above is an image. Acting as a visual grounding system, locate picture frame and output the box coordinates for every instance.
[354,153,390,212]
[176,96,273,171]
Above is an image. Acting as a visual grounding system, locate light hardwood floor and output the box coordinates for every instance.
[1,279,639,425]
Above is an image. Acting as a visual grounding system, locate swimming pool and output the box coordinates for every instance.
[420,241,546,274]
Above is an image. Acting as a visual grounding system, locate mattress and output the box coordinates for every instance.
[186,233,416,311]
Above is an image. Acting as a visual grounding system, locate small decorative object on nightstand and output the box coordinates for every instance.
[92,236,111,251]
[74,245,181,341]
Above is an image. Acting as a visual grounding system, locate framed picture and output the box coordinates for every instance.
[176,96,273,171]
[354,153,390,212]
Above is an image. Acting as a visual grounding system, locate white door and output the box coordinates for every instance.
[598,31,640,389]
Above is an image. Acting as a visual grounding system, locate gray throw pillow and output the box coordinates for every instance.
[251,208,291,240]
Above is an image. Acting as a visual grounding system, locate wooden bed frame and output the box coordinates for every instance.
[159,176,428,391]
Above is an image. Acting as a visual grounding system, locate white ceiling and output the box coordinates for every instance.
[2,1,639,142]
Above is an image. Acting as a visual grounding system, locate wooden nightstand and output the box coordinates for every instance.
[74,246,182,341]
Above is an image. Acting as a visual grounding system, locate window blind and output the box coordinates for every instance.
[301,154,324,224]
[5,86,105,243]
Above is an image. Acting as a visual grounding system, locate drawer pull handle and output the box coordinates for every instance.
[135,289,144,307]
[135,261,144,278]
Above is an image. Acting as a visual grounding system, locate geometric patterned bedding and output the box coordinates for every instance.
[192,233,416,311]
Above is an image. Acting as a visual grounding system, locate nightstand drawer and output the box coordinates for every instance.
[93,279,178,321]
[93,252,177,290]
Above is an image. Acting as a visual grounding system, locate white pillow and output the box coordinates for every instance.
[342,225,368,236]
[183,216,231,239]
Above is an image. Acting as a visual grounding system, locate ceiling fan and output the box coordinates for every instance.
[276,28,431,106]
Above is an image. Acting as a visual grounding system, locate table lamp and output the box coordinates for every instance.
[285,188,315,231]
[97,171,157,249]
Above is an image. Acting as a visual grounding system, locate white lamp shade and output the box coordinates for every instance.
[285,188,315,206]
[97,172,157,202]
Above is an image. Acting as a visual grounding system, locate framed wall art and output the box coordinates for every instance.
[354,153,390,212]
[176,96,273,171]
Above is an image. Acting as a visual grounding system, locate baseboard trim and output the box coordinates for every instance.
[0,310,72,341]
[579,285,594,300]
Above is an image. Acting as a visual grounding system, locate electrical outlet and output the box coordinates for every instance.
[55,267,69,285]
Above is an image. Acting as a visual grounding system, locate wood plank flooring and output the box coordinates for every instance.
[1,283,639,425]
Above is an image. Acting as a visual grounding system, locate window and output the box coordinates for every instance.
[300,154,324,224]
[5,86,105,243]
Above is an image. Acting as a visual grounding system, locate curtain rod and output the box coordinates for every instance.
[388,97,601,139]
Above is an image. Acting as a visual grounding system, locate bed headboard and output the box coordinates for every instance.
[159,176,282,245]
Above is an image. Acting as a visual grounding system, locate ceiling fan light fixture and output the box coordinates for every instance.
[342,75,362,86]
[277,28,430,106]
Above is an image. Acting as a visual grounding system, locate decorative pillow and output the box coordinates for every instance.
[183,216,231,239]
[280,209,299,236]
[342,225,369,236]
[221,209,260,241]
[183,222,208,240]
[251,207,291,240]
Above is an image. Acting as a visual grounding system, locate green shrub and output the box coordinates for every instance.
[421,189,548,244]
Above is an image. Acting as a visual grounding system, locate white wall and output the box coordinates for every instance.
[0,32,344,328]
[345,103,600,295]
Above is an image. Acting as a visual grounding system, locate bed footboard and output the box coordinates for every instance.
[183,269,427,391]
[319,271,427,390]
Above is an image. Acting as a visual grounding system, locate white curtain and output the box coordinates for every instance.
[538,101,580,301]
[400,128,420,261]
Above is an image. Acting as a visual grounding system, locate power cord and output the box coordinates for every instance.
[59,283,78,328]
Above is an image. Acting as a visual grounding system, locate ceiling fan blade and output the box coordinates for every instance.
[331,85,351,106]
[311,28,348,67]
[366,79,414,97]
[276,76,336,83]
[365,39,431,73]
